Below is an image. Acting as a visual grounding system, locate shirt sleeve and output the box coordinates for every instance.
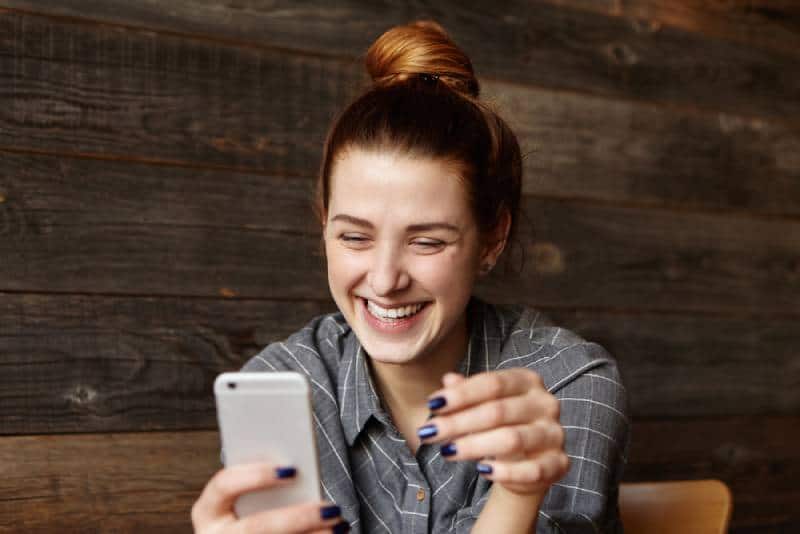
[448,343,630,534]
[538,347,631,533]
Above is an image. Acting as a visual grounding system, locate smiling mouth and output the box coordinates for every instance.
[364,299,429,322]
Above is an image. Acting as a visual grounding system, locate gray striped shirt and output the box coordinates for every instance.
[238,298,630,533]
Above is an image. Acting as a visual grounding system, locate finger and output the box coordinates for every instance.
[478,450,570,486]
[420,391,559,444]
[233,502,345,534]
[427,369,543,415]
[438,421,563,461]
[192,463,297,525]
[441,372,465,388]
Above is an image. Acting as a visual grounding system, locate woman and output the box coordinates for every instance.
[192,20,629,534]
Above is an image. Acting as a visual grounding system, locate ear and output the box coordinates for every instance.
[479,210,512,272]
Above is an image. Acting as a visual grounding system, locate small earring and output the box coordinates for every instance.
[480,262,495,275]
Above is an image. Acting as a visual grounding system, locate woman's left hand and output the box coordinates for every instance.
[418,369,569,495]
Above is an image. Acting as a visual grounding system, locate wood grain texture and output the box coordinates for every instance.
[490,83,800,216]
[629,417,800,533]
[2,293,797,436]
[538,0,800,59]
[2,2,799,121]
[0,430,220,533]
[1,419,797,532]
[0,293,334,435]
[0,11,363,172]
[3,13,799,216]
[3,153,800,312]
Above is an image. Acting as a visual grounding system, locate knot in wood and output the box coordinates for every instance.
[531,242,565,275]
[607,43,639,66]
[66,384,98,407]
[631,17,661,34]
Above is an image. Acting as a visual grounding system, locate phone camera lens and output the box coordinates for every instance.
[228,382,237,390]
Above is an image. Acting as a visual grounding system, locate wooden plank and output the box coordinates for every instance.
[2,152,799,312]
[0,430,220,533]
[0,293,334,435]
[536,0,800,59]
[546,309,800,418]
[3,13,800,217]
[2,2,799,121]
[1,418,797,532]
[489,83,800,216]
[1,293,797,435]
[0,153,329,298]
[482,197,800,315]
[0,11,363,173]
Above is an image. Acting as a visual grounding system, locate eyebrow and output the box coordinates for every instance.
[329,214,460,233]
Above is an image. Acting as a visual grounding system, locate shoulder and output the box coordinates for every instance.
[240,310,351,375]
[488,302,623,395]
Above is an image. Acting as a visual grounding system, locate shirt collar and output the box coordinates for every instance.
[338,297,510,446]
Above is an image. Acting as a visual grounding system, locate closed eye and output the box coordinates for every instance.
[338,233,371,248]
[411,239,446,251]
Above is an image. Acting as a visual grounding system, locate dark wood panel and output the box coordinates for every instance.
[3,2,799,121]
[547,309,800,418]
[0,293,334,435]
[0,154,329,298]
[628,416,800,533]
[538,0,800,59]
[484,197,800,315]
[1,418,797,532]
[0,11,363,173]
[1,293,796,435]
[0,430,220,533]
[3,153,799,312]
[3,12,799,217]
[491,83,800,216]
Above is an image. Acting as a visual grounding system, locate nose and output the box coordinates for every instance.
[368,243,410,297]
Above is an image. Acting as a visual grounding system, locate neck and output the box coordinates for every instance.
[368,312,469,441]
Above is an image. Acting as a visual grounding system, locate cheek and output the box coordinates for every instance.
[414,249,479,295]
[325,244,365,289]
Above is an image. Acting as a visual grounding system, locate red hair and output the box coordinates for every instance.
[316,21,522,246]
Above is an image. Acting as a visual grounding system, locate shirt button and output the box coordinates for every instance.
[416,488,426,501]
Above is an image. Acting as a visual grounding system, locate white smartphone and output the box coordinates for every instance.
[214,372,322,517]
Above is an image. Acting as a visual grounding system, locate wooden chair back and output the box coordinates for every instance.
[620,479,732,534]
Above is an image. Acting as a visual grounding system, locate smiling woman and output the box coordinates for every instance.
[192,20,629,534]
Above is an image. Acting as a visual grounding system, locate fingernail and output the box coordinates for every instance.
[320,504,341,520]
[332,521,351,534]
[477,463,493,474]
[417,424,438,440]
[441,443,457,457]
[275,466,297,479]
[428,396,447,410]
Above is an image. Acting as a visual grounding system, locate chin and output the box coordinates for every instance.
[342,296,437,364]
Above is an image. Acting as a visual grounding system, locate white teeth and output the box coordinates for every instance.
[367,300,425,321]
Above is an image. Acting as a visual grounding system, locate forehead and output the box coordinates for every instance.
[328,148,473,224]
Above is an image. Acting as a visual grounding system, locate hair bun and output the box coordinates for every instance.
[365,20,480,98]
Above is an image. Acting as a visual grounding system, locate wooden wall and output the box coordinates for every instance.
[1,1,798,532]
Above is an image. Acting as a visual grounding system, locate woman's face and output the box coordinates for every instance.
[323,147,489,367]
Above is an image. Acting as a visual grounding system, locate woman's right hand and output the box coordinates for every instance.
[191,463,349,534]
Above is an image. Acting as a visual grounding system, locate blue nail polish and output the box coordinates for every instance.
[320,505,341,520]
[441,443,457,457]
[477,463,493,474]
[332,521,351,534]
[428,396,447,410]
[417,424,438,439]
[275,466,297,479]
